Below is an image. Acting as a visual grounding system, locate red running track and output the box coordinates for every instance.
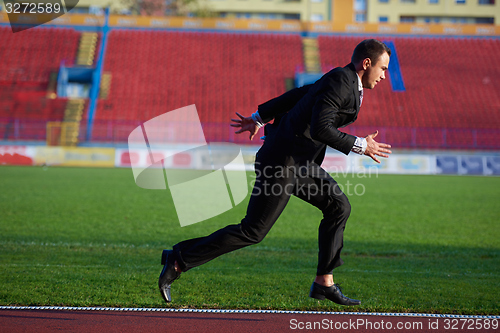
[2,308,498,333]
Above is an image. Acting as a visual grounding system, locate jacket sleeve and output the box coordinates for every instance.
[309,71,356,155]
[257,84,312,123]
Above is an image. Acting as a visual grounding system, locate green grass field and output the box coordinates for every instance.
[0,165,499,315]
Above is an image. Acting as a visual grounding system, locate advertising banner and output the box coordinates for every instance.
[0,145,34,165]
[344,154,435,175]
[485,156,500,176]
[2,144,499,177]
[1,146,115,167]
[436,156,459,174]
[0,13,104,26]
[33,147,115,167]
[3,13,497,36]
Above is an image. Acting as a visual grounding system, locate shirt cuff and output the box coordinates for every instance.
[251,111,265,128]
[351,137,367,155]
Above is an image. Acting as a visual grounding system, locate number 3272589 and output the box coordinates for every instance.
[5,2,62,14]
[443,319,498,330]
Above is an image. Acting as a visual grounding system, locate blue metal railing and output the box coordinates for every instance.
[85,7,111,141]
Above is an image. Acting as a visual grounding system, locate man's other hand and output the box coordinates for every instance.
[364,131,392,163]
[231,112,259,140]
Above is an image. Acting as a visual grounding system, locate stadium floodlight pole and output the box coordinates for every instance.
[86,7,110,142]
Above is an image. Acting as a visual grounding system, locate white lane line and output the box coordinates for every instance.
[0,306,498,319]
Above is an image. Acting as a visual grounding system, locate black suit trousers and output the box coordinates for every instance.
[173,153,351,276]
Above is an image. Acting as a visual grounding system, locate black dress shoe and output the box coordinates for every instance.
[309,282,361,306]
[158,250,180,303]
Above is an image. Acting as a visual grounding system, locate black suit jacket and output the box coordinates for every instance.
[256,63,361,167]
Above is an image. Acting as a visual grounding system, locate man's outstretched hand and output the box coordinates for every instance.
[364,131,392,163]
[230,112,259,140]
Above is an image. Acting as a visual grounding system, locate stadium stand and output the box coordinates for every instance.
[91,30,303,143]
[0,24,498,150]
[0,26,80,141]
[318,35,500,149]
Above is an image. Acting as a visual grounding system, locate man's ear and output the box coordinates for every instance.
[362,58,371,70]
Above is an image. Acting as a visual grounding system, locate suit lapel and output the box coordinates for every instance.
[345,63,360,112]
[353,85,360,112]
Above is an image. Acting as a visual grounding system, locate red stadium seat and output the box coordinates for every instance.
[319,35,500,149]
[94,30,303,144]
[0,26,81,141]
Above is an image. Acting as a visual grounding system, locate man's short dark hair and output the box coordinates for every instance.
[351,39,391,65]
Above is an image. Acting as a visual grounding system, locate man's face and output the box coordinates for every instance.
[362,52,390,89]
